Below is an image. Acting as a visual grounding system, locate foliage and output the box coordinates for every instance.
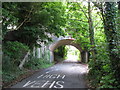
[2,41,29,84]
[2,2,19,37]
[54,46,67,62]
[55,46,66,58]
[86,2,120,88]
[2,50,53,86]
[2,55,25,84]
[2,2,66,48]
[103,2,120,87]
[3,41,29,65]
[24,57,53,70]
[88,42,111,87]
[65,2,90,49]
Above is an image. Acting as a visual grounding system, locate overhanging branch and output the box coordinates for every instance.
[15,8,34,30]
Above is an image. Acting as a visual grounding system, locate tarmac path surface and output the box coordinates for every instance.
[11,61,88,88]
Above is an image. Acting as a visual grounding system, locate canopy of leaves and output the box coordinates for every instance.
[2,2,66,48]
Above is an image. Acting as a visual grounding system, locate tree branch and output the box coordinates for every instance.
[92,2,105,22]
[15,8,34,30]
[94,21,102,28]
[76,2,89,19]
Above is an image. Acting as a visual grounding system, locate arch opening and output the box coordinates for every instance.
[64,45,81,62]
[49,39,84,63]
[53,45,81,63]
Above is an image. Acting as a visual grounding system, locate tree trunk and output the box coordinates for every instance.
[104,2,120,84]
[88,2,96,61]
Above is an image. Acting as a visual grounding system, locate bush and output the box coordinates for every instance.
[88,42,117,88]
[3,41,29,65]
[54,46,67,62]
[2,41,29,84]
[54,46,67,58]
[2,55,25,84]
[24,57,53,70]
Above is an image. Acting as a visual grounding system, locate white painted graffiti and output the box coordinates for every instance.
[23,80,64,88]
[23,73,66,88]
[37,74,66,79]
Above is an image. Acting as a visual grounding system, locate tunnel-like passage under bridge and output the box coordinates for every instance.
[49,38,89,63]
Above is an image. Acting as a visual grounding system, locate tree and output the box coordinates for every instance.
[65,2,90,49]
[104,2,120,82]
[88,2,96,61]
[91,2,120,87]
[3,2,66,48]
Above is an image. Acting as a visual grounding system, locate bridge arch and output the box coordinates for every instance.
[49,39,82,52]
[49,39,88,63]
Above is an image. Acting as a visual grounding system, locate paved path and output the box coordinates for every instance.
[11,61,88,88]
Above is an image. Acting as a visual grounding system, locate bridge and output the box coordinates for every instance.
[49,36,89,63]
[19,36,89,69]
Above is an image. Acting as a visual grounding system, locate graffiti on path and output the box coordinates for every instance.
[23,74,66,88]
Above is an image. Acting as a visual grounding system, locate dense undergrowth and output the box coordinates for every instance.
[2,41,53,87]
[54,46,67,63]
[24,57,53,70]
[88,42,120,88]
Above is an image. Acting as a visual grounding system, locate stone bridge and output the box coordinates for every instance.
[49,36,89,63]
[19,36,89,69]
